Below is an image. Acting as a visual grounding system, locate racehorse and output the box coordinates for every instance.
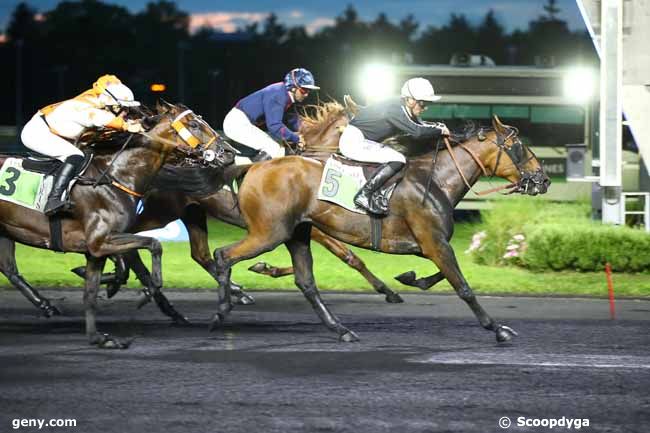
[62,101,403,324]
[209,114,550,343]
[0,100,235,347]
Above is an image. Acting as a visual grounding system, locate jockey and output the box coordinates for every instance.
[223,67,319,161]
[339,77,450,215]
[21,74,144,216]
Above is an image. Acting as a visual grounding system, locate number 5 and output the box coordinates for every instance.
[322,168,341,197]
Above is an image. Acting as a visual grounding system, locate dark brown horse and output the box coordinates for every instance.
[60,102,402,323]
[0,101,235,347]
[210,115,549,343]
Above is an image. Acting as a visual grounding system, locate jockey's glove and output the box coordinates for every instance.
[125,120,145,134]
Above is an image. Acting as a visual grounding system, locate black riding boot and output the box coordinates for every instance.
[354,161,404,215]
[44,155,84,216]
[250,150,272,162]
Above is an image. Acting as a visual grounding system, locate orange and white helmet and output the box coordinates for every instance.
[93,74,140,107]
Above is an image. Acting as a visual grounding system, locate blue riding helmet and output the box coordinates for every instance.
[284,68,320,91]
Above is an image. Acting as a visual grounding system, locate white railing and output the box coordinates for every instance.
[621,192,650,232]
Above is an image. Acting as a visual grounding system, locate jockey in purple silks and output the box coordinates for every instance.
[223,68,319,162]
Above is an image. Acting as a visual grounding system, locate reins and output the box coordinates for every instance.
[444,137,516,196]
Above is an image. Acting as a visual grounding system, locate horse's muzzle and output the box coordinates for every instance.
[202,146,235,168]
[517,170,550,196]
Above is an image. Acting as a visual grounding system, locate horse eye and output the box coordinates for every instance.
[188,121,199,129]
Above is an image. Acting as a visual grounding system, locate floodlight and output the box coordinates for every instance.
[563,67,595,104]
[359,63,395,103]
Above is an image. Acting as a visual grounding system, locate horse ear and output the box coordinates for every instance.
[156,98,175,114]
[343,94,359,116]
[492,114,507,135]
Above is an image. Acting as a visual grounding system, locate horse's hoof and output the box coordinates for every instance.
[106,284,120,299]
[208,313,224,332]
[233,292,256,306]
[89,333,132,349]
[171,315,191,326]
[339,330,360,343]
[394,271,417,286]
[496,325,518,343]
[42,304,61,317]
[136,291,153,309]
[248,262,270,274]
[384,292,404,304]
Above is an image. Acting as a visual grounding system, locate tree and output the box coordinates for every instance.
[416,14,476,64]
[6,2,42,43]
[476,10,506,64]
[543,0,561,21]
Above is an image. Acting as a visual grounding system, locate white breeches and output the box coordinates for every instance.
[21,114,83,162]
[339,125,406,164]
[223,108,285,158]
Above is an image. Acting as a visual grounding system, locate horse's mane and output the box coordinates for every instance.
[151,163,249,198]
[299,101,348,149]
[386,121,490,159]
[151,164,225,197]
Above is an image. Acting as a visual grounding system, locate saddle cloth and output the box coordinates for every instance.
[317,155,402,214]
[0,155,90,212]
[0,158,55,211]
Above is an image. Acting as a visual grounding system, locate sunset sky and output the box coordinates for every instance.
[1,0,587,36]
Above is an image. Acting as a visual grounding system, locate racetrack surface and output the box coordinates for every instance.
[1,290,649,433]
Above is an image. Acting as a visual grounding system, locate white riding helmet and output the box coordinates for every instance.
[99,83,140,107]
[400,77,441,102]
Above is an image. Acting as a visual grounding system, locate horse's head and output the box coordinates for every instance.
[146,100,236,168]
[482,115,550,195]
[299,101,350,153]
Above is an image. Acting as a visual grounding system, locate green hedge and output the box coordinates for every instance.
[470,198,650,272]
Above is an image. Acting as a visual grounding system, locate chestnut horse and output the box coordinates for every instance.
[64,102,402,325]
[0,101,235,347]
[210,115,549,343]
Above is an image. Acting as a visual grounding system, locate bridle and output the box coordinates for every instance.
[444,126,537,196]
[88,109,229,199]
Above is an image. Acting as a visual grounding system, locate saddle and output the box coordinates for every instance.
[21,156,62,175]
[22,153,93,177]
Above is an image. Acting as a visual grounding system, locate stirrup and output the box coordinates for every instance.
[44,199,71,216]
[354,192,388,216]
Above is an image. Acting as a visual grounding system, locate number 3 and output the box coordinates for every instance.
[0,167,21,196]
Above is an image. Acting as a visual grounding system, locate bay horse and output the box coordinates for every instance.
[0,100,235,348]
[209,114,549,343]
[62,101,402,325]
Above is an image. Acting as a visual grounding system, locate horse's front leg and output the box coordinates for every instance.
[115,250,189,325]
[181,211,255,305]
[422,237,517,342]
[84,255,131,349]
[87,233,164,304]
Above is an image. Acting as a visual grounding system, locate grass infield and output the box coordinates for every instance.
[1,220,649,297]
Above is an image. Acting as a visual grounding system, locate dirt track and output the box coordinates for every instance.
[1,290,649,433]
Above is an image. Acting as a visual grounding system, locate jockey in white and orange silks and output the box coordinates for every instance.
[21,74,144,215]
